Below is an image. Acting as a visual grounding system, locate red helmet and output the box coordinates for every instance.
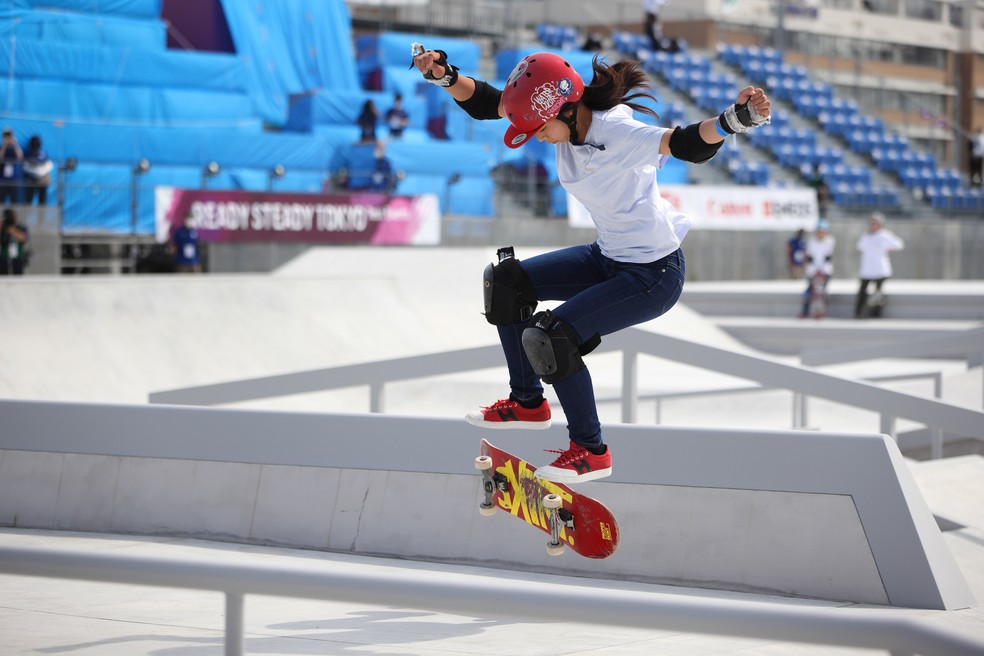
[501,52,584,149]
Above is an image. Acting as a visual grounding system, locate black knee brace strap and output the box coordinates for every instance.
[668,122,723,164]
[483,247,537,325]
[522,310,599,385]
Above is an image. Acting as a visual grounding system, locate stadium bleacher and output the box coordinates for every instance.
[0,0,448,234]
[5,4,979,235]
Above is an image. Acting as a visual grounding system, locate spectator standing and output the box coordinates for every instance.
[0,127,23,205]
[170,215,202,273]
[807,164,830,218]
[642,0,669,51]
[800,220,835,318]
[970,127,984,187]
[581,32,604,52]
[786,228,806,279]
[22,135,52,206]
[854,212,904,319]
[0,208,29,275]
[385,94,410,139]
[357,100,378,144]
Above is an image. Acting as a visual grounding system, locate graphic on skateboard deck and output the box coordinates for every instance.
[474,438,619,559]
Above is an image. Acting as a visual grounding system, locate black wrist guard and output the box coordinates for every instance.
[455,80,503,120]
[668,123,723,164]
[421,49,459,88]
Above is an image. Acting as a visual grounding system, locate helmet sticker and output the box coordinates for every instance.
[531,83,566,121]
[511,132,529,146]
[558,78,574,96]
[506,59,529,85]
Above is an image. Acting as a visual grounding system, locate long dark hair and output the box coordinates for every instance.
[581,55,659,121]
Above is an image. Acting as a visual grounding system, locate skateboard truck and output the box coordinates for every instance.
[477,455,575,556]
[475,455,501,516]
[544,494,568,556]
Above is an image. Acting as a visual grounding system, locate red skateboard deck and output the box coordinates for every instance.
[475,438,619,559]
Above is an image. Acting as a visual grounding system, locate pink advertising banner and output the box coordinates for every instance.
[154,187,440,245]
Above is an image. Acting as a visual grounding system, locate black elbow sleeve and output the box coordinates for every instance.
[455,80,503,121]
[668,123,723,164]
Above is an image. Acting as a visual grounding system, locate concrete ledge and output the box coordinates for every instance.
[682,281,984,321]
[0,399,974,609]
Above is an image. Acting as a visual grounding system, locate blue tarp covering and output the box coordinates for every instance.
[0,78,254,124]
[0,9,166,49]
[8,0,160,19]
[219,0,359,126]
[398,173,494,217]
[0,118,341,172]
[355,32,480,79]
[0,39,247,92]
[285,89,426,134]
[385,140,496,177]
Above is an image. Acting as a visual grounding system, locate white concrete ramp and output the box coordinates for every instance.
[0,247,760,422]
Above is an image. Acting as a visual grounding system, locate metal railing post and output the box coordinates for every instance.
[225,591,244,656]
[931,428,944,461]
[622,348,638,424]
[880,414,896,439]
[792,393,808,429]
[369,383,384,413]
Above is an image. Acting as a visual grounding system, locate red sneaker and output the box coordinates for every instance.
[535,441,612,484]
[465,398,551,430]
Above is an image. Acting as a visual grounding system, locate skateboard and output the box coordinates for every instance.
[474,438,619,559]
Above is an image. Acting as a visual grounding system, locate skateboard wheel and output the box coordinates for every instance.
[546,542,565,557]
[474,455,493,471]
[543,493,562,510]
[479,503,497,516]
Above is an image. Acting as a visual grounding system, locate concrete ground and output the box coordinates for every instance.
[0,246,982,654]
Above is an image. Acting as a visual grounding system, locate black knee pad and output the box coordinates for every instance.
[522,310,599,385]
[483,247,537,325]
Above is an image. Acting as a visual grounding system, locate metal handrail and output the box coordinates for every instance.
[149,328,984,444]
[1,545,983,656]
[598,369,943,429]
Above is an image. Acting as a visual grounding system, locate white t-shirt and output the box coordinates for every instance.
[804,233,835,277]
[554,105,691,263]
[857,229,904,279]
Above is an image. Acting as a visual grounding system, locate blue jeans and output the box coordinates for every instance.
[497,243,686,449]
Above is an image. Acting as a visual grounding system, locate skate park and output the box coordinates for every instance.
[1,246,984,654]
[4,0,984,652]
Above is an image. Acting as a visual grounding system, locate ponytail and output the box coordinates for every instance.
[581,55,659,121]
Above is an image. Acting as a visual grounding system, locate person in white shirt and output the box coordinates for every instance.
[800,220,835,318]
[854,212,904,318]
[412,47,771,482]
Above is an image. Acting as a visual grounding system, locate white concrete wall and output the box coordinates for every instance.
[0,448,885,604]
